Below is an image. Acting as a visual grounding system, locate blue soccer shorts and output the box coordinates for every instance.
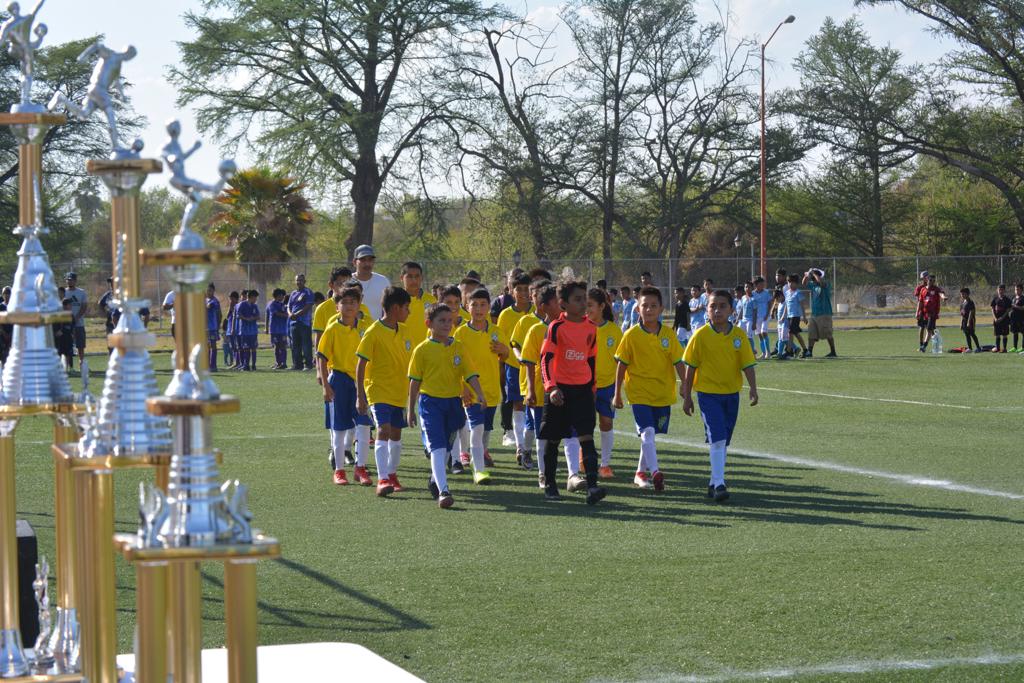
[504,365,522,403]
[595,384,616,419]
[632,404,671,435]
[419,395,466,453]
[697,391,739,445]
[465,404,497,432]
[370,403,408,430]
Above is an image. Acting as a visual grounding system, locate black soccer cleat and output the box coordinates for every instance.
[713,484,730,502]
[450,461,465,475]
[521,451,536,470]
[428,479,440,500]
[343,450,354,466]
[328,448,336,471]
[544,486,561,501]
[585,486,607,505]
[707,484,715,499]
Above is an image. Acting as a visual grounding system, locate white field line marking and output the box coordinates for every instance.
[756,386,975,410]
[624,652,1024,682]
[614,431,1024,501]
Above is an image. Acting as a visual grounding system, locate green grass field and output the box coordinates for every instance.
[10,327,1024,681]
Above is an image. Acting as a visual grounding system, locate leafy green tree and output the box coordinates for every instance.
[209,167,314,292]
[785,17,917,256]
[172,0,500,258]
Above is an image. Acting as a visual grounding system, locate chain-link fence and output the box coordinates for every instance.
[15,254,1024,323]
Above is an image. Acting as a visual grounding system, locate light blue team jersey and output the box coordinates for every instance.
[621,299,636,331]
[751,289,772,320]
[777,299,788,323]
[740,295,756,322]
[688,297,707,329]
[784,287,803,318]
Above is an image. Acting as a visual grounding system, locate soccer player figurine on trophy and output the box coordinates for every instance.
[0,0,48,112]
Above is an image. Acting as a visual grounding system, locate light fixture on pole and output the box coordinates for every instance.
[733,234,742,285]
[760,14,795,280]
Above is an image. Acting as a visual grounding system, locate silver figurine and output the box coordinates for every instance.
[47,40,142,158]
[31,556,54,667]
[161,119,235,248]
[0,0,47,113]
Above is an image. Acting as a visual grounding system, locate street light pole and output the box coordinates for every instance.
[760,14,795,280]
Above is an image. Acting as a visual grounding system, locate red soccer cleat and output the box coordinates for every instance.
[333,469,349,486]
[376,479,394,497]
[353,466,373,486]
[459,452,471,466]
[652,470,665,491]
[598,465,614,480]
[483,450,494,467]
[389,473,404,492]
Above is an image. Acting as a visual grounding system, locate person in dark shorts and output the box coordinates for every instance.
[959,288,980,353]
[1010,283,1024,352]
[991,283,1012,353]
[537,280,606,505]
[916,273,944,352]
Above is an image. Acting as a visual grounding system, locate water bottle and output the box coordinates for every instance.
[932,330,943,354]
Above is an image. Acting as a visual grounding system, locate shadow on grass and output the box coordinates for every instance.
[189,558,431,634]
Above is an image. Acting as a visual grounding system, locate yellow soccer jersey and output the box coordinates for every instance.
[594,320,623,389]
[682,323,757,394]
[509,311,543,367]
[518,319,547,405]
[312,298,337,333]
[358,303,372,321]
[453,321,506,406]
[405,290,436,348]
[355,320,414,407]
[615,322,685,407]
[317,316,362,378]
[497,304,534,369]
[408,337,478,399]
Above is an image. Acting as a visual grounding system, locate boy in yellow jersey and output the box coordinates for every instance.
[520,283,564,488]
[510,279,549,470]
[408,304,486,508]
[682,289,758,502]
[613,286,686,492]
[439,286,466,328]
[356,287,413,497]
[312,267,352,349]
[496,273,533,462]
[317,287,374,487]
[400,261,434,348]
[453,287,509,481]
[587,287,622,479]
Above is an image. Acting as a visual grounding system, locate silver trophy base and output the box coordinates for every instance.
[0,627,29,677]
[47,606,80,672]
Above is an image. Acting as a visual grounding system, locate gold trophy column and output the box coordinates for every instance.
[224,561,258,683]
[134,562,168,683]
[0,432,20,640]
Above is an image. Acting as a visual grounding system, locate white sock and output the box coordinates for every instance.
[460,426,471,454]
[512,410,526,449]
[600,430,613,467]
[469,424,486,472]
[639,427,658,473]
[451,429,462,457]
[524,429,536,454]
[354,424,370,467]
[709,439,727,487]
[330,430,344,467]
[388,440,402,476]
[536,439,547,475]
[430,448,449,493]
[341,429,354,453]
[373,439,389,480]
[565,437,580,476]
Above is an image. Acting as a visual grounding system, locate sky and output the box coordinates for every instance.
[34,0,959,198]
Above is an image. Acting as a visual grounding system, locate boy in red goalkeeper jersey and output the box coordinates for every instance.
[538,280,607,505]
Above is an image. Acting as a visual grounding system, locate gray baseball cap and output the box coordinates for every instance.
[354,244,375,259]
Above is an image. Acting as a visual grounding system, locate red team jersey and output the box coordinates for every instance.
[918,285,943,317]
[540,314,597,391]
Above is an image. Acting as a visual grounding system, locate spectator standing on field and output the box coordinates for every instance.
[990,283,1012,353]
[1009,282,1024,352]
[64,272,88,366]
[619,286,636,332]
[352,244,390,319]
[163,289,176,339]
[916,272,944,352]
[802,268,837,358]
[288,273,316,370]
[490,268,525,323]
[959,287,980,352]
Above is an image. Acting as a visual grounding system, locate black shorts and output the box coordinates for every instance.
[787,316,802,334]
[73,326,86,351]
[994,320,1010,336]
[1011,319,1024,334]
[917,316,937,332]
[539,384,596,441]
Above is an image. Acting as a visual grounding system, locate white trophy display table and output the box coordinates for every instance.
[115,642,424,682]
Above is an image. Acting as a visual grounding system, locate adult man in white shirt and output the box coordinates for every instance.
[162,290,176,339]
[353,244,390,319]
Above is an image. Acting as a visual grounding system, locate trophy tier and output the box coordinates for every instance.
[113,534,281,563]
[146,396,240,417]
[51,443,223,472]
[0,311,71,326]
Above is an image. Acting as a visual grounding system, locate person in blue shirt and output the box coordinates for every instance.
[266,288,290,369]
[784,274,808,357]
[738,282,758,354]
[223,291,240,369]
[288,274,316,370]
[236,290,262,371]
[750,277,773,359]
[619,286,636,331]
[802,268,837,358]
[206,283,222,372]
[688,284,707,330]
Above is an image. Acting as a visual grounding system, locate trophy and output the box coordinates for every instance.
[31,557,55,668]
[115,124,279,683]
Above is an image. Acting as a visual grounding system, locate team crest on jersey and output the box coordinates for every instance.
[491,333,499,342]
[661,338,669,348]
[733,338,742,349]
[454,354,462,366]
[606,337,615,348]
[405,340,411,351]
